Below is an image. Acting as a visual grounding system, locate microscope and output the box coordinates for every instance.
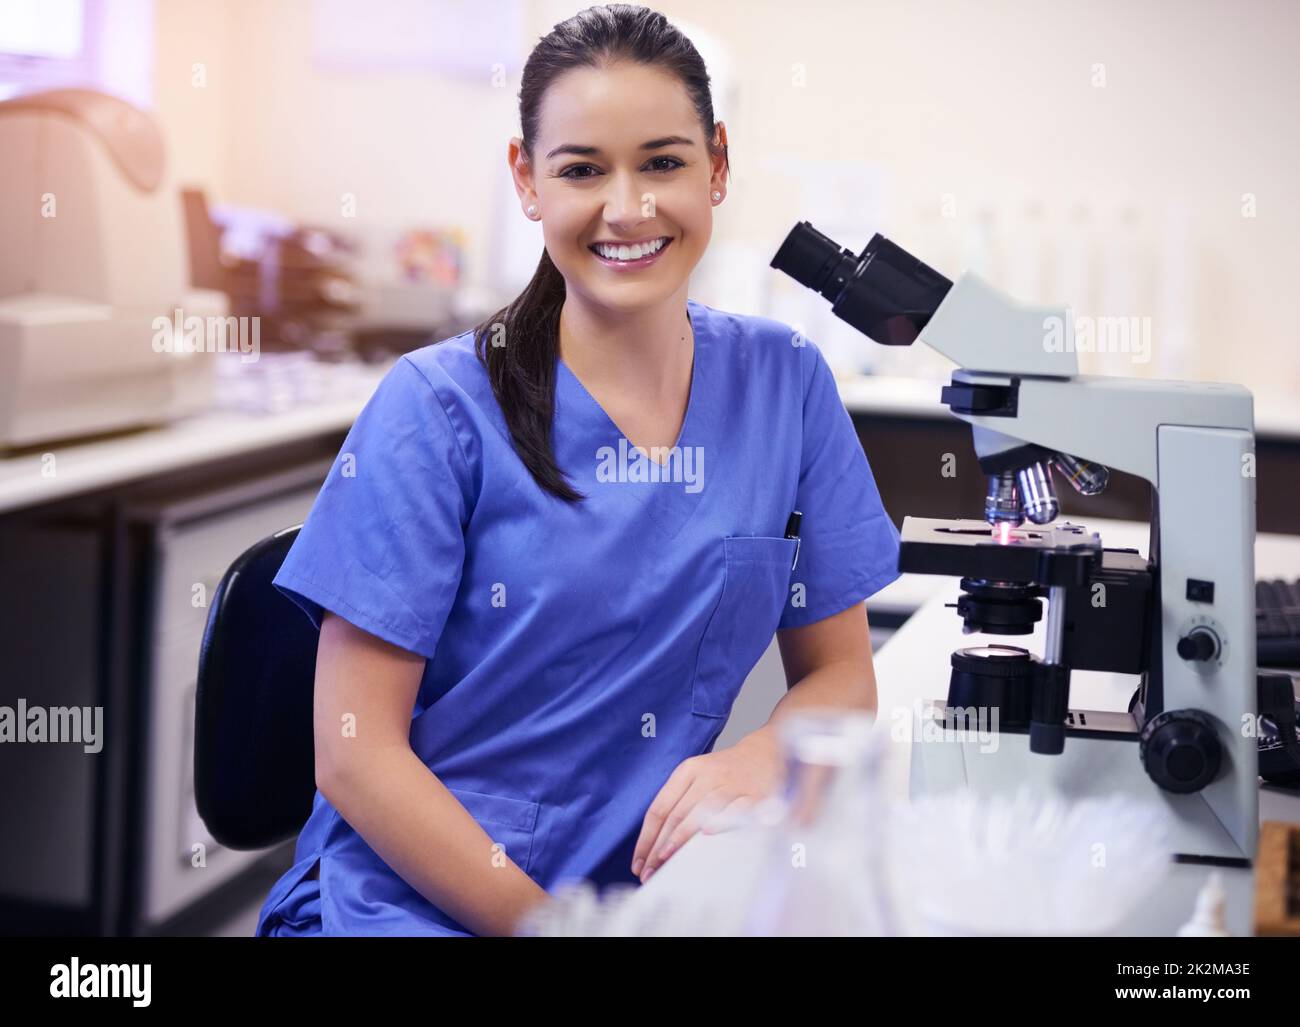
[771,222,1259,863]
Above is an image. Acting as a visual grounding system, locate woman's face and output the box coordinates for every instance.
[510,61,727,314]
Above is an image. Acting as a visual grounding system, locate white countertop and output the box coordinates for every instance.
[0,359,391,515]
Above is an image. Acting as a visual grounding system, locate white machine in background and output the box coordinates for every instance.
[0,88,221,449]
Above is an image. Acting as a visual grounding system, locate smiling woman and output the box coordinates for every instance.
[255,3,900,938]
[486,7,731,499]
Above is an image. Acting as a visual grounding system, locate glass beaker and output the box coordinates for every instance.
[741,707,898,936]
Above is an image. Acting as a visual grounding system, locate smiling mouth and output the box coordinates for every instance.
[587,236,673,265]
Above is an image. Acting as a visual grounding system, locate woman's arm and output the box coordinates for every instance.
[631,602,877,881]
[769,598,877,721]
[312,611,551,936]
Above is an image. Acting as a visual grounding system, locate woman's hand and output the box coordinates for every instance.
[631,729,785,882]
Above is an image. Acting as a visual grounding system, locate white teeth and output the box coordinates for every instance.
[593,237,667,261]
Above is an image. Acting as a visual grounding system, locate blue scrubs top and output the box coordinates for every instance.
[254,298,901,936]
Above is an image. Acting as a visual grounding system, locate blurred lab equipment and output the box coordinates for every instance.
[1257,579,1300,668]
[1177,871,1231,937]
[515,710,1176,936]
[890,788,1173,935]
[772,221,1259,863]
[742,710,897,936]
[0,89,222,448]
[182,189,361,356]
[187,192,485,361]
[1253,821,1300,936]
[394,227,463,286]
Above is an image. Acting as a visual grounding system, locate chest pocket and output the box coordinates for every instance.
[691,535,797,719]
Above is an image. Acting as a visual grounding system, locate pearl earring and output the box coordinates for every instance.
[527,204,538,218]
[711,191,721,202]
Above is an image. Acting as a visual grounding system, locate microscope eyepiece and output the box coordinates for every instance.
[768,220,846,294]
[769,221,953,346]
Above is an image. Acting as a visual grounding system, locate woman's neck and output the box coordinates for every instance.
[557,290,693,401]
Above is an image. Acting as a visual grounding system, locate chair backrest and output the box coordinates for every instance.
[194,525,318,850]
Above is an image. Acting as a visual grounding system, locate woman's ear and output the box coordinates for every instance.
[508,136,536,211]
[710,121,729,193]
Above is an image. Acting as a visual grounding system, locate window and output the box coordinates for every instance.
[0,0,153,108]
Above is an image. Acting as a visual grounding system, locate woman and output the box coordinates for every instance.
[255,3,900,937]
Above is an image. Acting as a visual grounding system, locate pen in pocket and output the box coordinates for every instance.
[784,510,802,571]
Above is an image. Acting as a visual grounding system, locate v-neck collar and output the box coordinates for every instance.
[554,298,712,540]
[556,301,699,459]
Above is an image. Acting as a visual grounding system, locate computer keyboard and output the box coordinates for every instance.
[1258,578,1300,667]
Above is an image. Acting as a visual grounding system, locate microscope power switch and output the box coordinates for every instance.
[1177,626,1221,662]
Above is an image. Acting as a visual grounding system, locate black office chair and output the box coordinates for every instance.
[194,525,318,850]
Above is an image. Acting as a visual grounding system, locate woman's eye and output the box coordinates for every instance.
[559,157,684,179]
[647,156,685,172]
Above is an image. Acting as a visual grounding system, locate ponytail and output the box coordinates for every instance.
[473,249,581,501]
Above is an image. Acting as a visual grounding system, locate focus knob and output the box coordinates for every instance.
[1139,709,1221,794]
[1176,626,1219,662]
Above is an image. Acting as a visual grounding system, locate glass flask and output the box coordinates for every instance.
[741,707,899,936]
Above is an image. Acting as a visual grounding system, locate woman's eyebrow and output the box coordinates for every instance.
[546,135,694,160]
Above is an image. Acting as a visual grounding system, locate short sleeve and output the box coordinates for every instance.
[777,339,901,629]
[272,355,474,658]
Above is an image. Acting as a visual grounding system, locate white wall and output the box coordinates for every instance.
[152,0,237,202]
[665,0,1299,390]
[149,0,1300,399]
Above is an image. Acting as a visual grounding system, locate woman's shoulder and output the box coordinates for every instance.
[399,325,490,396]
[693,299,822,393]
[693,298,797,344]
[346,328,503,479]
[382,325,504,429]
